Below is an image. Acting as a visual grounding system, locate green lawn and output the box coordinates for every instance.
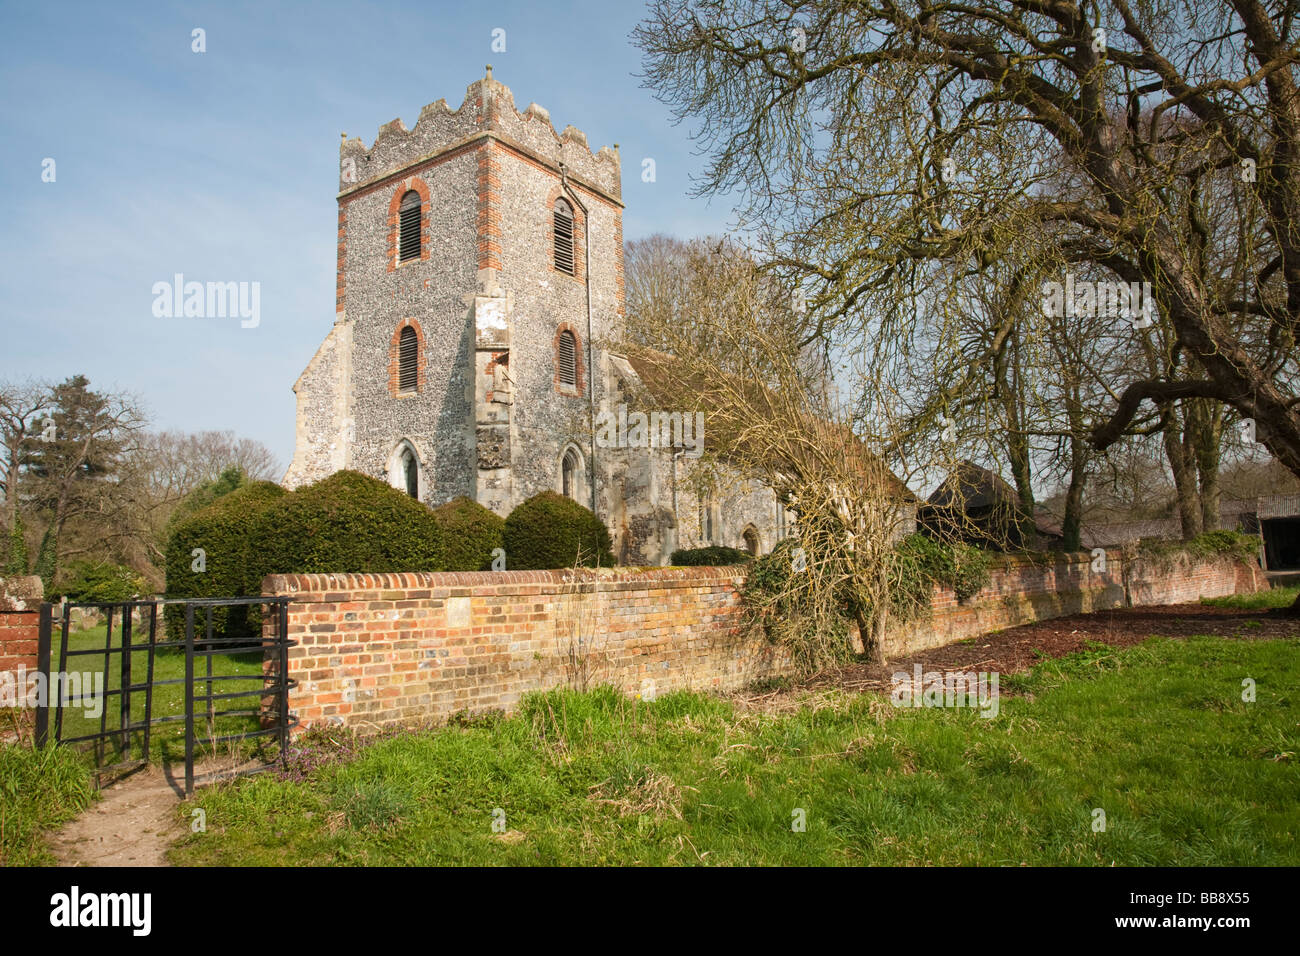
[1202,584,1299,611]
[168,634,1300,866]
[0,743,95,865]
[52,621,266,766]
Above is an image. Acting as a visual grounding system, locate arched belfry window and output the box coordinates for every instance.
[562,447,579,500]
[399,190,422,262]
[553,198,575,275]
[557,330,577,388]
[398,325,419,393]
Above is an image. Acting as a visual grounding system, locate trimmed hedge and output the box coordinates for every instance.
[503,491,615,570]
[670,545,753,566]
[166,481,287,598]
[164,480,288,640]
[246,471,445,581]
[165,464,248,537]
[433,496,505,572]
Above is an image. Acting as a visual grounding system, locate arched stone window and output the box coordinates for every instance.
[401,447,418,498]
[743,526,760,555]
[387,440,424,500]
[558,444,585,502]
[562,448,579,500]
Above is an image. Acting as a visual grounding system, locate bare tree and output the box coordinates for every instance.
[635,0,1300,488]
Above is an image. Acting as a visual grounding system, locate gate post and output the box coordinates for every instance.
[184,603,195,799]
[34,603,52,747]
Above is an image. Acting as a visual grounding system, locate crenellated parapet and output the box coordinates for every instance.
[339,66,621,204]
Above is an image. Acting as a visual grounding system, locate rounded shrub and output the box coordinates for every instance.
[164,480,287,640]
[433,496,505,571]
[247,470,445,581]
[670,545,753,566]
[502,491,615,570]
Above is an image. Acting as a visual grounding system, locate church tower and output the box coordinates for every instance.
[284,68,625,521]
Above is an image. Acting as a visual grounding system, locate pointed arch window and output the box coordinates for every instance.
[387,440,424,500]
[401,447,419,498]
[562,448,579,500]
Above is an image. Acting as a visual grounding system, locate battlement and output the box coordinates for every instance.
[339,66,621,203]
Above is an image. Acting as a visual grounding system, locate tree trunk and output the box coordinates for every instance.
[1060,425,1089,553]
[1187,399,1224,533]
[1161,403,1202,539]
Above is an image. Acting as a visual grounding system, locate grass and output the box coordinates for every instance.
[1202,585,1299,611]
[169,634,1300,866]
[0,743,96,865]
[51,622,266,766]
[0,620,272,865]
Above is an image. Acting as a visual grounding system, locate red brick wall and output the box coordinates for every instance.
[889,550,1265,656]
[0,576,43,675]
[265,553,1264,732]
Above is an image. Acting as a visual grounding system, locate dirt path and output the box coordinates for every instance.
[48,766,186,866]
[49,757,266,867]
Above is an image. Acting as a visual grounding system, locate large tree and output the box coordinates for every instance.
[635,0,1300,484]
[20,376,145,585]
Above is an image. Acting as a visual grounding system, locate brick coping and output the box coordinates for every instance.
[261,549,1250,596]
[263,566,745,593]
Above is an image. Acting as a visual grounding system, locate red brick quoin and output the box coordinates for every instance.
[477,143,503,272]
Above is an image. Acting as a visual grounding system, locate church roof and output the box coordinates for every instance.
[927,461,1020,511]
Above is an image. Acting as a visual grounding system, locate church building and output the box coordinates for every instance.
[283,69,787,564]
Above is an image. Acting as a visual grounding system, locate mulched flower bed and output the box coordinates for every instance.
[803,602,1300,694]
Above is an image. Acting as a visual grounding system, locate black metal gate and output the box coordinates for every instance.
[33,596,297,797]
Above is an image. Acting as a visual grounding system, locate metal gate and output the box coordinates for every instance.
[33,596,297,797]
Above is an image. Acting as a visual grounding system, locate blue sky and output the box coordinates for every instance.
[0,0,732,472]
